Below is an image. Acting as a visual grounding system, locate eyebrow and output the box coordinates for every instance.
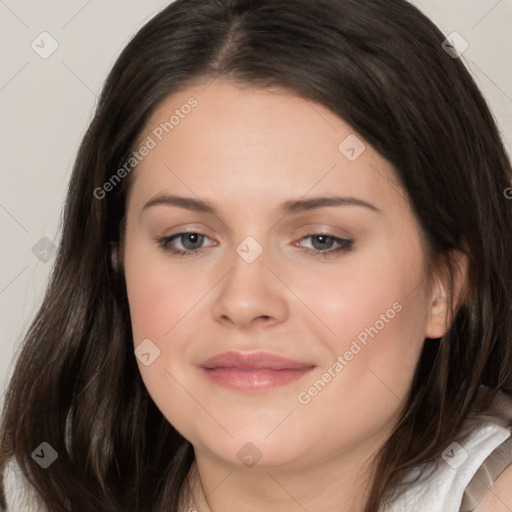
[142,194,381,216]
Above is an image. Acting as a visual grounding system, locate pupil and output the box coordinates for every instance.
[183,233,202,249]
[312,235,333,251]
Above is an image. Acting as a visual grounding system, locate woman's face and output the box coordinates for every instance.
[122,79,447,471]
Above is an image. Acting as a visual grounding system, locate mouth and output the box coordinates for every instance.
[199,351,316,392]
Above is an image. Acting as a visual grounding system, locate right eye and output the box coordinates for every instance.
[157,231,216,256]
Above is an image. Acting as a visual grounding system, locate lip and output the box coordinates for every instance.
[199,351,316,392]
[200,351,314,370]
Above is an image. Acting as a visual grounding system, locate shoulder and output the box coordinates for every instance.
[473,462,512,512]
[472,390,512,511]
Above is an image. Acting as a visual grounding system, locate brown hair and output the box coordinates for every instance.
[1,0,511,510]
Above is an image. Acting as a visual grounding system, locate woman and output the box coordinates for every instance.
[1,0,511,511]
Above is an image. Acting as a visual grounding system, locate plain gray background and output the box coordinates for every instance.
[1,0,511,406]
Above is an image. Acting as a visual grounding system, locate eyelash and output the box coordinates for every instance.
[157,231,354,259]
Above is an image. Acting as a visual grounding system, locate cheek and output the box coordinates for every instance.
[125,268,176,342]
[124,240,208,343]
[290,281,428,461]
[123,242,209,437]
[298,237,430,407]
[304,248,426,356]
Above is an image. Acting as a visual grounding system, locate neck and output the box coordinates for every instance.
[180,434,387,512]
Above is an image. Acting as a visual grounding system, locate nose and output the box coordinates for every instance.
[210,244,289,330]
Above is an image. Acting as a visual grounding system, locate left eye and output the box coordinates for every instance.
[297,234,349,252]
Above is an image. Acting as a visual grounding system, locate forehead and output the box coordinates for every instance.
[127,79,405,214]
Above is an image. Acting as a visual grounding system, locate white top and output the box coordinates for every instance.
[4,455,46,511]
[383,422,512,512]
[3,422,512,511]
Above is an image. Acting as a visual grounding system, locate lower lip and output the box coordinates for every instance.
[200,367,315,392]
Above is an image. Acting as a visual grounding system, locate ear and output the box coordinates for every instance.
[425,250,469,339]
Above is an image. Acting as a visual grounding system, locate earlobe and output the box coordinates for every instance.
[424,250,469,339]
[111,244,119,270]
[425,282,449,339]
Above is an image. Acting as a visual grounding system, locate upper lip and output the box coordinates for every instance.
[199,351,315,370]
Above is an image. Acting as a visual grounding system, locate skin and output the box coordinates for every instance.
[474,464,512,512]
[121,79,467,512]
